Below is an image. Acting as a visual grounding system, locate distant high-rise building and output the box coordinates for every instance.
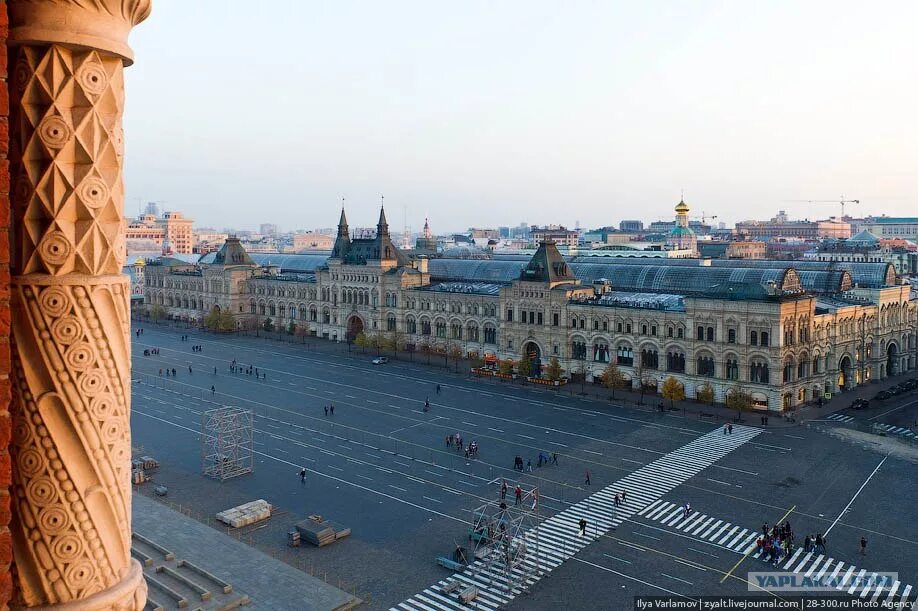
[125,210,195,254]
[260,223,279,236]
[144,201,160,217]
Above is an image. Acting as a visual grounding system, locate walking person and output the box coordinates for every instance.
[446,435,451,448]
[526,459,532,473]
[723,424,729,435]
[324,406,328,417]
[621,490,627,504]
[552,452,558,465]
[172,368,176,377]
[500,480,508,501]
[436,384,441,395]
[860,536,867,556]
[578,518,587,537]
[188,365,192,374]
[614,494,620,507]
[514,485,522,506]
[214,366,217,375]
[728,424,733,434]
[330,404,334,416]
[299,468,306,483]
[210,385,215,396]
[584,470,591,486]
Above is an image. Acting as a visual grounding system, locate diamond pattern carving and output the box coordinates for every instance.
[13,46,126,277]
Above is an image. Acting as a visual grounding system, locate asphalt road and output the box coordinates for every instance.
[129,325,918,610]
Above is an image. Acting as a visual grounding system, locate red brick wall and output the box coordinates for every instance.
[0,0,10,608]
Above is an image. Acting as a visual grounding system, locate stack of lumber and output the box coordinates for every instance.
[287,531,301,547]
[294,516,351,547]
[216,500,271,528]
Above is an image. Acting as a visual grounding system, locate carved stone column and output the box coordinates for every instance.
[6,1,151,608]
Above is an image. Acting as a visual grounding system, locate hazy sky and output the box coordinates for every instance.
[123,1,917,233]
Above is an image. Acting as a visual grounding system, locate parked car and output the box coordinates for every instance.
[874,391,891,401]
[851,398,869,410]
[371,356,389,365]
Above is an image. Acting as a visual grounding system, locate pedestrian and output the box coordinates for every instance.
[815,533,825,554]
[860,536,867,556]
[578,518,587,537]
[763,523,769,537]
[723,424,728,435]
[330,404,334,416]
[500,481,508,501]
[210,385,215,396]
[214,366,217,375]
[436,384,441,395]
[446,435,451,447]
[299,468,306,483]
[514,485,522,506]
[584,470,591,486]
[537,454,543,468]
[172,368,176,376]
[728,424,733,434]
[188,365,192,374]
[803,534,811,553]
[552,452,558,465]
[159,369,163,376]
[526,459,532,473]
[614,494,620,507]
[324,406,328,417]
[621,490,627,504]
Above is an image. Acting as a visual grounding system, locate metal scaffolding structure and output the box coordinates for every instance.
[464,486,542,594]
[201,406,254,481]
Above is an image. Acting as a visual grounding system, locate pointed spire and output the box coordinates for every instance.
[337,199,349,237]
[377,195,389,236]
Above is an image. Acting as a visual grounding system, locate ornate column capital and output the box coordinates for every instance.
[9,0,152,64]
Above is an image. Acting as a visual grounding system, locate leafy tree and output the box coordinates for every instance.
[353,331,367,349]
[498,359,513,375]
[149,304,166,322]
[661,376,685,408]
[294,323,311,338]
[601,362,625,398]
[204,309,235,332]
[262,317,274,332]
[544,356,563,382]
[517,355,532,378]
[696,382,715,405]
[286,320,297,335]
[725,385,753,418]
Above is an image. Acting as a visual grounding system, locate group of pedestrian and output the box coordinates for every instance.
[229,360,266,379]
[134,328,145,337]
[756,521,795,565]
[180,334,190,341]
[144,348,160,355]
[514,452,558,472]
[613,491,628,507]
[191,344,203,352]
[159,368,177,377]
[722,423,734,435]
[323,404,336,416]
[759,415,770,425]
[803,532,827,555]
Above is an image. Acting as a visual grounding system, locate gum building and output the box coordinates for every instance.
[145,208,918,413]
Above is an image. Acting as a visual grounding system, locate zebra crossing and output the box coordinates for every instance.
[394,425,761,610]
[636,500,916,604]
[874,423,917,439]
[826,413,855,423]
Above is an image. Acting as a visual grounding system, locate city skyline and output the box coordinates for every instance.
[124,1,917,230]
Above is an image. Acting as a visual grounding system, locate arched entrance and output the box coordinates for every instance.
[523,341,542,377]
[346,315,364,342]
[887,343,899,376]
[838,355,851,390]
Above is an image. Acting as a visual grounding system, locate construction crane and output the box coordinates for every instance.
[784,197,860,218]
[691,213,718,224]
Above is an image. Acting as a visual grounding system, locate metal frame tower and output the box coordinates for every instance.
[465,486,542,594]
[201,406,254,480]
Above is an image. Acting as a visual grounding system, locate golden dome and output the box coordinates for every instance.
[675,199,689,213]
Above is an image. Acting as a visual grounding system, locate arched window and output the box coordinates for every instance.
[750,360,769,384]
[593,342,610,362]
[421,319,431,335]
[641,349,658,369]
[697,356,715,377]
[387,315,396,332]
[466,322,479,342]
[406,317,417,334]
[750,331,758,345]
[571,341,588,360]
[697,326,704,340]
[435,320,447,338]
[617,346,633,366]
[667,351,685,373]
[483,325,497,344]
[728,329,736,343]
[310,306,317,321]
[450,322,462,340]
[761,332,769,347]
[725,358,739,380]
[706,327,714,342]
